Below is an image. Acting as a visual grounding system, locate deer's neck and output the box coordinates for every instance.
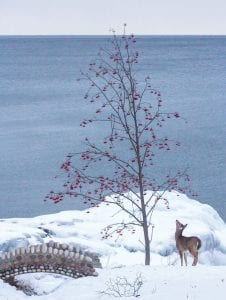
[175,231,183,239]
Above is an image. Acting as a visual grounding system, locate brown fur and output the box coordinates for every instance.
[175,220,201,266]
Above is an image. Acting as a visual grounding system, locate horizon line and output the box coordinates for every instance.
[0,33,226,37]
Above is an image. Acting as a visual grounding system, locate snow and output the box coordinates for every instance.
[1,267,226,300]
[0,191,226,299]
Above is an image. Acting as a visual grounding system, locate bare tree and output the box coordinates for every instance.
[46,27,192,265]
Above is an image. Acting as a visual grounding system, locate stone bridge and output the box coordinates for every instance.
[0,241,101,283]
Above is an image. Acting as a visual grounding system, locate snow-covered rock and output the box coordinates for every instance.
[0,191,226,299]
[0,191,226,267]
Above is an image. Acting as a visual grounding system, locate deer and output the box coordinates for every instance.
[175,220,201,266]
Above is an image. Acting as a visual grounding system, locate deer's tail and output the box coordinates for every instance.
[197,238,202,250]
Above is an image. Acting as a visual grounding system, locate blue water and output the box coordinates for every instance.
[0,36,225,220]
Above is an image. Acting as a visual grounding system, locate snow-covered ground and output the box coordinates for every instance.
[0,191,226,299]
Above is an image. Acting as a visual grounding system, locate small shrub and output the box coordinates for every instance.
[99,273,144,298]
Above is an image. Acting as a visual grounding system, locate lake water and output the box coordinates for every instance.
[0,36,225,220]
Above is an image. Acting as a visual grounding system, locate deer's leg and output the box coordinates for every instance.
[184,252,187,266]
[179,251,183,266]
[192,252,198,266]
[189,247,198,266]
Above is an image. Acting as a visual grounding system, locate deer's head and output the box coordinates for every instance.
[176,220,187,233]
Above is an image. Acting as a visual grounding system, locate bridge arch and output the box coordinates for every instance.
[0,241,99,282]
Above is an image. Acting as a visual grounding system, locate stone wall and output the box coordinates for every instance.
[0,241,101,282]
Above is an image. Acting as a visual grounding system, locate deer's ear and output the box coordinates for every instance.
[176,220,181,229]
[184,224,188,228]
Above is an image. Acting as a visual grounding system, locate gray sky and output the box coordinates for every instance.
[0,0,226,35]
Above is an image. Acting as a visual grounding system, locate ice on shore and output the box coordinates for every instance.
[1,191,226,299]
[0,191,226,267]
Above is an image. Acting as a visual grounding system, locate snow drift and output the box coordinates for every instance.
[0,191,226,267]
[1,191,226,300]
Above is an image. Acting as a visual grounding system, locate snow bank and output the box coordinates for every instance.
[1,191,226,299]
[0,191,226,267]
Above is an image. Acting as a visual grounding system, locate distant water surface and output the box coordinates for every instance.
[0,36,225,220]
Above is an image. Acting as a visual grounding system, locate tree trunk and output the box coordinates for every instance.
[141,202,150,265]
[131,89,151,265]
[139,181,150,265]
